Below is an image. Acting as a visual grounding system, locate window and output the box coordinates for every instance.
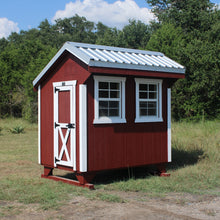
[93,76,126,124]
[135,78,163,122]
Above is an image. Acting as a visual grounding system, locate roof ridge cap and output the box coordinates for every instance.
[67,42,164,56]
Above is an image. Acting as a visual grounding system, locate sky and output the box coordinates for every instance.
[0,0,219,39]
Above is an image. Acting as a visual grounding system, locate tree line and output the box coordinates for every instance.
[0,0,219,122]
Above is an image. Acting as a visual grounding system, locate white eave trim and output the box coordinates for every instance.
[33,42,91,87]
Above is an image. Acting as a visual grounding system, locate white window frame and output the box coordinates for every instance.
[135,78,163,123]
[93,75,126,124]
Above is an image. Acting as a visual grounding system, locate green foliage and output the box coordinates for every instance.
[147,0,220,120]
[0,3,219,121]
[146,23,184,59]
[9,125,24,134]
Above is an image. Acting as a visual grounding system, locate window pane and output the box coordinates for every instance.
[99,101,108,108]
[139,92,147,99]
[109,109,119,116]
[99,109,108,117]
[140,109,147,116]
[110,91,119,98]
[110,82,119,90]
[99,82,109,89]
[109,101,119,108]
[148,102,157,109]
[99,90,109,98]
[139,84,148,91]
[140,101,147,108]
[148,102,156,108]
[149,84,157,91]
[148,108,156,116]
[148,101,157,116]
[149,92,157,99]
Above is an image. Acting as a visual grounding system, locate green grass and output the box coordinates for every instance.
[0,117,123,210]
[0,118,219,211]
[99,120,220,195]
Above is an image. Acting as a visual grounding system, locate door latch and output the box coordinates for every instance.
[55,122,60,128]
[55,157,60,163]
[66,123,75,129]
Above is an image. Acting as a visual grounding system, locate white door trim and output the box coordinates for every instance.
[53,80,77,170]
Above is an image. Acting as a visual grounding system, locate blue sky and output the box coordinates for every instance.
[0,0,219,38]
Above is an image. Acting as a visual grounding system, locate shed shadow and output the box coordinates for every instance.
[167,148,204,170]
[55,148,204,186]
[93,148,204,185]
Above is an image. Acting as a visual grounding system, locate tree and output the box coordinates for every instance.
[54,15,96,43]
[122,20,151,49]
[146,23,184,59]
[147,0,220,120]
[147,0,216,31]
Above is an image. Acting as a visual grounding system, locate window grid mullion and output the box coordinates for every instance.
[98,81,121,118]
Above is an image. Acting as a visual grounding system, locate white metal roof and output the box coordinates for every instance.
[33,42,185,87]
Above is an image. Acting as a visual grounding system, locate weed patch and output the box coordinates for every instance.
[9,125,25,134]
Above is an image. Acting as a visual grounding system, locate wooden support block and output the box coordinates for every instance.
[41,174,94,190]
[157,163,170,177]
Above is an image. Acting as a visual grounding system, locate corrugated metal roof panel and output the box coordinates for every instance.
[33,42,185,87]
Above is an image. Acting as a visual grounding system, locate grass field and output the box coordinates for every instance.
[0,118,219,212]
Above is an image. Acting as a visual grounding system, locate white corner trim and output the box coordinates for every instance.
[38,85,41,165]
[79,85,87,172]
[167,88,171,162]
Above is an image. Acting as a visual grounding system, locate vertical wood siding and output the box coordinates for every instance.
[40,53,90,168]
[87,75,169,172]
[40,52,169,172]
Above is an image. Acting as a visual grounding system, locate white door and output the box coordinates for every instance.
[53,81,76,169]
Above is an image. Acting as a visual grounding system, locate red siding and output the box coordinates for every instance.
[40,53,91,169]
[87,75,169,172]
[40,52,172,173]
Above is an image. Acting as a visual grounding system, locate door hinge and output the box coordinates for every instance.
[55,122,60,128]
[55,87,60,93]
[55,157,60,163]
[66,123,75,129]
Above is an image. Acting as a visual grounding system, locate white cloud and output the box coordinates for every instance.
[0,18,19,39]
[52,0,155,29]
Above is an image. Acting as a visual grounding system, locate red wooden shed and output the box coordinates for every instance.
[33,42,185,189]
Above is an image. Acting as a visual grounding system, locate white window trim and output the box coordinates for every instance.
[93,75,126,124]
[135,78,163,123]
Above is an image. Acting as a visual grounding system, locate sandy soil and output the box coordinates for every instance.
[1,191,219,220]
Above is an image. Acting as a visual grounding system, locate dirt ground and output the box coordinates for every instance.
[1,191,220,220]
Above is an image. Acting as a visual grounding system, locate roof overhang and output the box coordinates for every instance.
[33,42,185,89]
